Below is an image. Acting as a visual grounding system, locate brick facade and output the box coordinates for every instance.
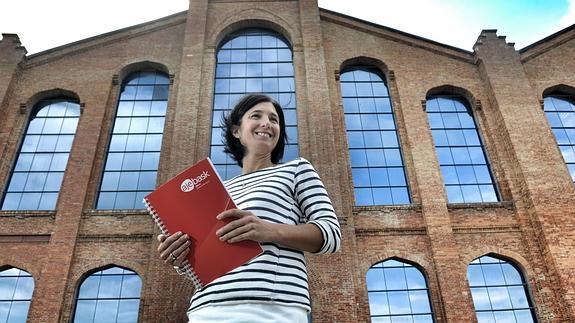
[1,0,574,322]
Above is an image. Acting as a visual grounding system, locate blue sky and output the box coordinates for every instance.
[0,0,573,54]
[319,0,573,50]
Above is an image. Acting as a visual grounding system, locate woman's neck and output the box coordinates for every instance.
[241,154,274,174]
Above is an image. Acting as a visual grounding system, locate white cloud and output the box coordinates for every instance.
[559,0,575,28]
[318,0,484,49]
[0,0,188,54]
[2,0,572,53]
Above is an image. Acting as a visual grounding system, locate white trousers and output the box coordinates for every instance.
[188,302,309,323]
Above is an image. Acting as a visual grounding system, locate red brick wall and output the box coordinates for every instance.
[0,1,574,322]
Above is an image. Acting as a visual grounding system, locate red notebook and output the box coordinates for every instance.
[143,158,262,290]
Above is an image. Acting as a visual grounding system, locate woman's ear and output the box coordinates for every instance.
[232,125,240,139]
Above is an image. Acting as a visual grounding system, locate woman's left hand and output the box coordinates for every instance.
[216,209,276,244]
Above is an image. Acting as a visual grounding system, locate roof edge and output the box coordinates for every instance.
[319,7,473,56]
[519,23,575,54]
[25,10,187,62]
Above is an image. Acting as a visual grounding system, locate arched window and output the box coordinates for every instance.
[1,99,80,210]
[340,67,410,205]
[426,96,498,203]
[467,255,537,323]
[0,267,34,322]
[96,71,169,209]
[72,267,142,323]
[211,28,298,179]
[543,95,575,184]
[366,259,434,322]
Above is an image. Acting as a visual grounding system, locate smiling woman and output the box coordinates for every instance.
[156,93,341,323]
[223,95,287,170]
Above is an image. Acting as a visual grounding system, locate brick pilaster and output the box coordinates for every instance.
[474,29,575,321]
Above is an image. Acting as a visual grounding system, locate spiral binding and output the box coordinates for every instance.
[144,198,204,290]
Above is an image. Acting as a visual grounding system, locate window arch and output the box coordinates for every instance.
[426,96,499,203]
[211,28,298,180]
[0,267,35,322]
[366,259,434,322]
[340,67,410,205]
[467,255,537,323]
[72,266,142,323]
[96,70,169,209]
[1,99,80,210]
[543,95,575,184]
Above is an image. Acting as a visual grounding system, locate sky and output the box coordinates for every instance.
[0,0,573,55]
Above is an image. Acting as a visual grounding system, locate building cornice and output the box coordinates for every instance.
[319,8,475,64]
[519,24,575,63]
[22,11,188,68]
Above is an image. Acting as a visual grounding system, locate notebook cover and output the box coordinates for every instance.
[144,158,262,288]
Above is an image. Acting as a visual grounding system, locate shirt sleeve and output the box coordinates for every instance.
[294,158,341,254]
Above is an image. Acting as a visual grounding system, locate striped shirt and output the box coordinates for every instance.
[188,157,341,313]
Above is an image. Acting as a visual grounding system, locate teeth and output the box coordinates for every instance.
[256,132,271,137]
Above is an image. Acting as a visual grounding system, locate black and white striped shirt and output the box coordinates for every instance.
[188,158,341,313]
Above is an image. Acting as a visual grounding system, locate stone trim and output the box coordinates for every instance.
[78,234,153,243]
[447,201,515,211]
[356,228,427,236]
[0,210,56,219]
[0,234,51,243]
[353,203,422,215]
[83,209,149,217]
[452,225,521,234]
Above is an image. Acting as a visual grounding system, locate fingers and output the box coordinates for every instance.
[219,221,254,243]
[175,246,190,266]
[216,215,252,238]
[157,232,183,253]
[216,208,248,220]
[171,239,192,267]
[157,232,191,266]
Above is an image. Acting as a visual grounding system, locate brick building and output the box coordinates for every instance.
[1,0,574,322]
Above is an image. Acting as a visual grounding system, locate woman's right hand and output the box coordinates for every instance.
[157,232,192,268]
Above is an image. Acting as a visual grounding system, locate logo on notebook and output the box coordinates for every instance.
[181,171,210,192]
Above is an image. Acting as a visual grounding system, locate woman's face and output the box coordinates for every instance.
[233,101,281,159]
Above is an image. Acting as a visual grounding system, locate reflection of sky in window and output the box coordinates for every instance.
[211,29,298,180]
[341,68,410,206]
[544,96,575,184]
[467,256,535,323]
[73,267,141,323]
[1,100,80,210]
[96,71,168,209]
[0,268,34,322]
[427,96,498,203]
[367,259,433,322]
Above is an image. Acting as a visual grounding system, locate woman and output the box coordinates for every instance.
[157,94,341,322]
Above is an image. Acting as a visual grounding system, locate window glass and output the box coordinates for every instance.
[367,260,434,322]
[73,267,141,323]
[96,71,169,209]
[1,100,80,210]
[427,96,499,203]
[467,255,537,323]
[0,267,34,323]
[341,67,410,205]
[211,29,298,180]
[544,96,575,185]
